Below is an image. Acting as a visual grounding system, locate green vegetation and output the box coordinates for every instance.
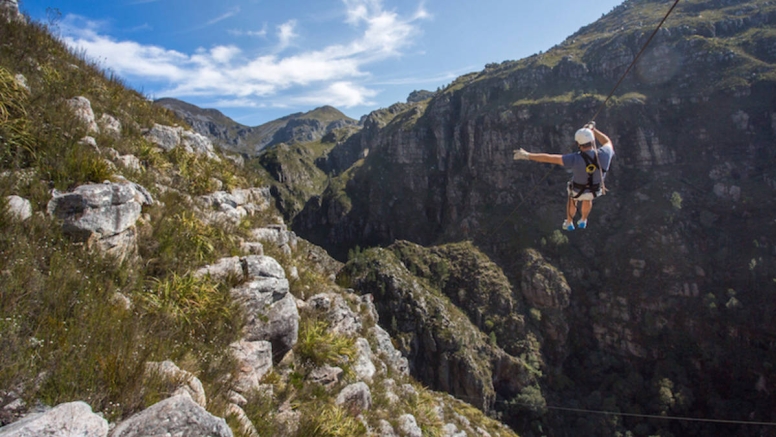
[0,14,522,437]
[0,14,266,427]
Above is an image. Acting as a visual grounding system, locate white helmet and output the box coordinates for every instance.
[575,128,595,145]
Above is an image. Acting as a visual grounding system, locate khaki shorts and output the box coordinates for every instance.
[567,181,600,201]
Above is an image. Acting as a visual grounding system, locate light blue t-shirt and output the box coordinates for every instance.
[561,145,614,185]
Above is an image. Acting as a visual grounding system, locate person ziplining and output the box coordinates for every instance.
[489,0,678,234]
[512,123,614,230]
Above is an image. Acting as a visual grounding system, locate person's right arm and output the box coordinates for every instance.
[593,128,613,152]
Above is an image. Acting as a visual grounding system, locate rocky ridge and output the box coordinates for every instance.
[156,98,359,157]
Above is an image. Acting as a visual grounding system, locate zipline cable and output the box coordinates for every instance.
[542,404,776,427]
[589,0,682,122]
[450,394,776,428]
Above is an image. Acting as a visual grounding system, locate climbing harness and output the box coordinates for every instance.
[570,150,605,199]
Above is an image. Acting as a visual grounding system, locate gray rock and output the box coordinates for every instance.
[442,423,466,437]
[231,270,299,362]
[144,124,181,152]
[353,338,376,382]
[251,225,297,253]
[230,340,273,393]
[0,402,108,437]
[397,414,422,437]
[181,130,220,161]
[78,136,98,150]
[240,241,264,256]
[98,114,122,139]
[67,97,99,134]
[13,74,28,93]
[0,1,24,24]
[370,324,409,375]
[116,155,141,172]
[47,183,143,237]
[306,293,362,337]
[109,394,232,437]
[194,256,244,282]
[243,255,286,280]
[335,382,371,412]
[307,365,343,388]
[5,196,31,221]
[47,182,153,261]
[144,361,207,408]
[377,420,398,437]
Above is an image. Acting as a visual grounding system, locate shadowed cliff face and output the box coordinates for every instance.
[296,0,776,435]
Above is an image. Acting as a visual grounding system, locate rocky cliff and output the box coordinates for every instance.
[294,0,776,435]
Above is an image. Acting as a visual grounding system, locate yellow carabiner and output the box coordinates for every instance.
[585,164,597,174]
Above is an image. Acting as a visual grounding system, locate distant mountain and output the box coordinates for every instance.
[155,98,358,156]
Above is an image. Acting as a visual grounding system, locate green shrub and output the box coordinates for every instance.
[295,318,356,368]
[297,402,367,437]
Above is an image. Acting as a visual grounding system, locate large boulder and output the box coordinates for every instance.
[197,188,271,226]
[0,402,108,437]
[229,340,273,394]
[144,124,220,161]
[109,394,232,437]
[144,361,207,408]
[335,382,372,413]
[67,97,99,134]
[230,256,299,362]
[47,182,153,261]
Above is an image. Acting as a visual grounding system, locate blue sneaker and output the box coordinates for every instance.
[577,219,587,229]
[563,220,575,231]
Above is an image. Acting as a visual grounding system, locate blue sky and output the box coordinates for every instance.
[18,0,624,126]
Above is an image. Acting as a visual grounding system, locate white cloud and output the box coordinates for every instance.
[277,20,298,51]
[291,81,378,107]
[229,25,267,38]
[60,1,428,111]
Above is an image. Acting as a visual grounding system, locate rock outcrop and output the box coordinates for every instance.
[109,395,232,437]
[47,181,153,261]
[0,402,108,437]
[144,123,221,161]
[0,0,23,23]
[339,246,538,413]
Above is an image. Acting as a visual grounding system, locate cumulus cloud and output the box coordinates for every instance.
[60,0,427,109]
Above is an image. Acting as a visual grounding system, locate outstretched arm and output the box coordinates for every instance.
[514,148,564,165]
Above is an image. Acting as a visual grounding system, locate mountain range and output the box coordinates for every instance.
[1,0,775,436]
[164,0,776,435]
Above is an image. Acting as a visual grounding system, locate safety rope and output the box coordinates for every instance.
[565,0,681,224]
[589,0,682,122]
[450,394,776,427]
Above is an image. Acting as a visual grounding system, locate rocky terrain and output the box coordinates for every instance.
[4,0,776,436]
[0,4,518,437]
